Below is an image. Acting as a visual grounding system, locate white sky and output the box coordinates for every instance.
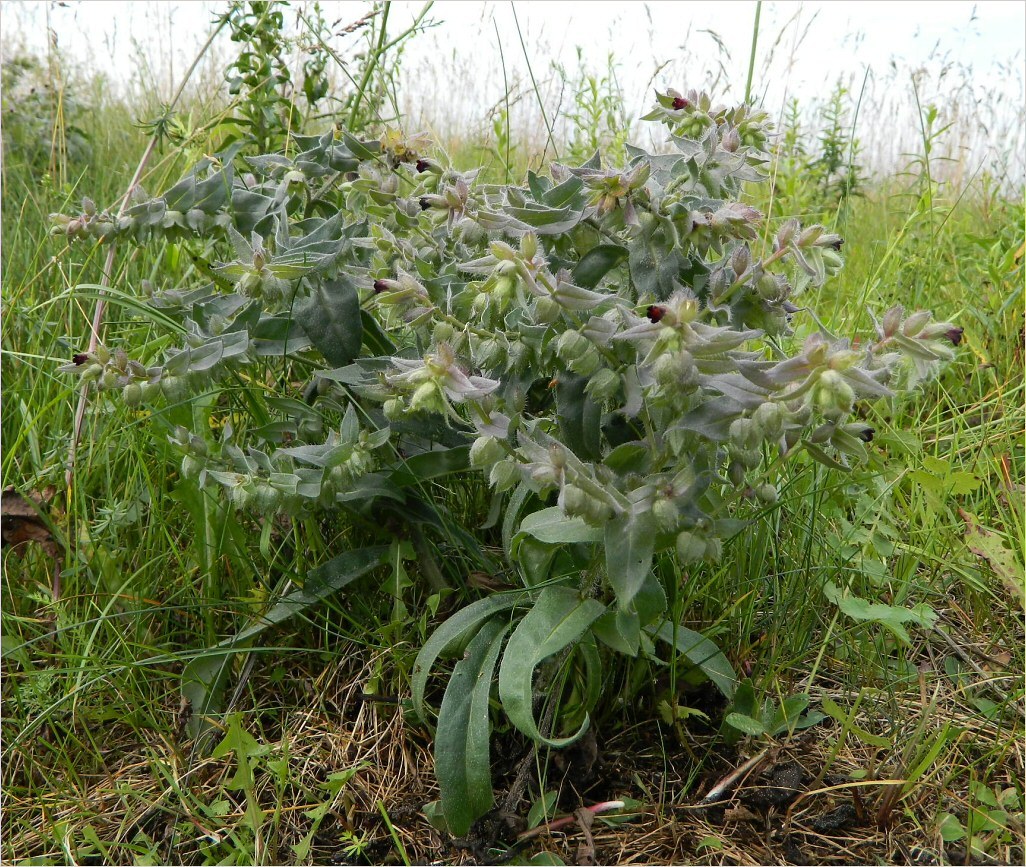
[3,1,1024,182]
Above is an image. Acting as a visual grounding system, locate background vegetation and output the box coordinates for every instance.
[2,2,1023,865]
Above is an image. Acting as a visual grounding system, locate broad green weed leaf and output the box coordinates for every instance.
[823,581,937,644]
[724,712,768,737]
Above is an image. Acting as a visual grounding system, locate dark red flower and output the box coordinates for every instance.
[856,427,875,443]
[72,353,89,366]
[828,237,844,251]
[373,279,388,294]
[416,159,429,173]
[419,197,431,211]
[671,97,689,110]
[945,327,964,346]
[646,305,667,323]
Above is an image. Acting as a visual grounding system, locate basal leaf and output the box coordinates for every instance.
[497,586,605,747]
[435,617,509,836]
[412,592,530,723]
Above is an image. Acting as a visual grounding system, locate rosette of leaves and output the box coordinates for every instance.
[55,90,961,837]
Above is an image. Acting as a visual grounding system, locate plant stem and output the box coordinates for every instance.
[66,17,228,490]
[744,1,762,104]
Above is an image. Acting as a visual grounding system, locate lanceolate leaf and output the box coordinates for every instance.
[651,621,738,699]
[233,545,390,644]
[435,617,510,836]
[604,510,657,611]
[498,586,606,747]
[412,592,531,723]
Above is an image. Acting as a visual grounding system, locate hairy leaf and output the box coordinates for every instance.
[435,617,509,836]
[498,586,605,746]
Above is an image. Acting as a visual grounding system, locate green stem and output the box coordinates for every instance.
[348,1,392,130]
[744,1,762,104]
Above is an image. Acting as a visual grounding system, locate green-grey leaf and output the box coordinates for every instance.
[436,617,509,836]
[651,621,738,698]
[497,586,605,747]
[573,244,628,289]
[604,510,656,611]
[516,507,602,545]
[554,374,603,461]
[412,592,530,723]
[294,276,363,367]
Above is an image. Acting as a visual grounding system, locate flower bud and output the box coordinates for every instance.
[470,435,505,468]
[410,381,444,414]
[534,297,561,324]
[181,455,204,480]
[585,368,620,402]
[754,483,778,504]
[880,305,903,338]
[122,382,143,406]
[161,375,189,402]
[569,345,602,377]
[475,338,506,370]
[676,530,706,563]
[556,329,590,363]
[776,219,799,248]
[813,370,855,421]
[902,310,932,337]
[432,321,456,344]
[81,363,104,382]
[561,484,612,526]
[797,225,824,247]
[490,459,520,491]
[729,417,760,451]
[251,481,281,514]
[727,460,746,487]
[653,351,697,390]
[653,497,680,533]
[731,244,751,276]
[753,401,784,437]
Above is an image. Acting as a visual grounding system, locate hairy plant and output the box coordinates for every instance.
[51,85,961,837]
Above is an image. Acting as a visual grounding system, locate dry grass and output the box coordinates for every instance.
[5,597,1022,865]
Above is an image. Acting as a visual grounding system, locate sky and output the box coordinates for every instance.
[3,1,1024,182]
[6,1,1023,101]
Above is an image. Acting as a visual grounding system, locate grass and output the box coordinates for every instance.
[2,14,1024,867]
